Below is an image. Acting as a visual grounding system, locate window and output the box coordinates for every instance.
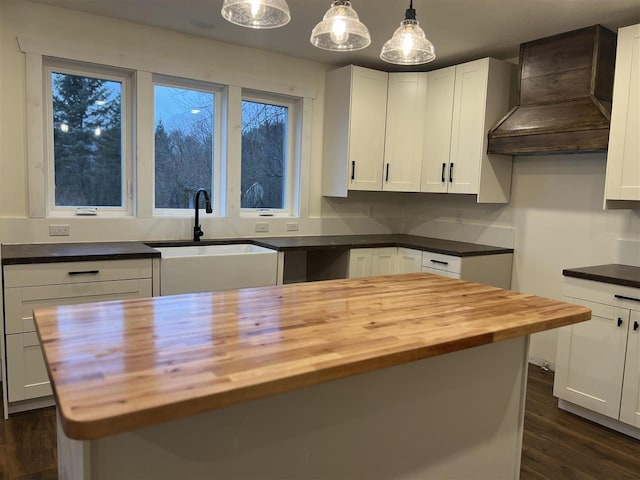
[153,77,221,214]
[241,93,298,215]
[45,61,133,215]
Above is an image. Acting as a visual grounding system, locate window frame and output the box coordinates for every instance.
[43,59,134,217]
[152,75,223,217]
[240,90,300,218]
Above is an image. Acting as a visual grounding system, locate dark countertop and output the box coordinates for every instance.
[1,242,161,265]
[2,235,514,265]
[149,234,514,257]
[563,264,640,289]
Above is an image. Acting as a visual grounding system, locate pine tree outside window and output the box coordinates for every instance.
[45,61,133,215]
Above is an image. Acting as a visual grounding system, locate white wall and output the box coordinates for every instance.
[1,2,639,368]
[403,153,640,367]
[0,0,398,244]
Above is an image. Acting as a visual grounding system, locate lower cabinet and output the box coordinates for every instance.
[3,259,153,406]
[421,251,513,289]
[348,247,511,289]
[554,277,640,434]
[5,332,52,402]
[348,247,421,278]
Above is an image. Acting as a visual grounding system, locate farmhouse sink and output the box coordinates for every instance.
[156,244,278,296]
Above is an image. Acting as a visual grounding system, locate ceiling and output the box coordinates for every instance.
[29,0,640,71]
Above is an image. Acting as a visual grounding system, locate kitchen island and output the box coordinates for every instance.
[34,273,590,480]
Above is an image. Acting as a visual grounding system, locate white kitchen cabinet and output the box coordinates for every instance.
[421,66,456,194]
[370,247,398,275]
[349,248,511,288]
[3,259,152,407]
[554,277,640,437]
[397,248,422,273]
[322,65,388,196]
[605,23,640,204]
[421,58,516,203]
[383,73,427,192]
[421,251,513,289]
[620,309,640,427]
[347,249,373,278]
[348,247,421,278]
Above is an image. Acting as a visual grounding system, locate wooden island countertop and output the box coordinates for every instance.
[34,273,590,440]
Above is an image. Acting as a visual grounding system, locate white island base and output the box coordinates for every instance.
[58,336,530,480]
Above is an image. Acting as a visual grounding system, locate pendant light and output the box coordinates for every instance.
[310,1,371,51]
[380,0,435,65]
[221,0,291,29]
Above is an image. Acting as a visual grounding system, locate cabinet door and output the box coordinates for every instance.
[449,59,488,195]
[348,249,373,278]
[383,73,426,192]
[371,248,398,276]
[349,67,388,191]
[421,67,455,193]
[605,24,640,201]
[6,332,52,403]
[620,309,640,427]
[397,248,422,274]
[5,279,152,334]
[554,299,628,419]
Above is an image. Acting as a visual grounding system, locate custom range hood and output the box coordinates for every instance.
[488,25,617,155]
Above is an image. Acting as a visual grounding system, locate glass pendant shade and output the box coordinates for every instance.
[380,2,435,65]
[310,1,371,51]
[221,0,291,29]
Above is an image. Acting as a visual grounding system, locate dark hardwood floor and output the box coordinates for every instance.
[521,365,640,480]
[0,365,638,479]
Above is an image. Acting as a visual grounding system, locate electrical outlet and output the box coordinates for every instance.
[255,222,269,233]
[286,222,299,232]
[49,224,70,236]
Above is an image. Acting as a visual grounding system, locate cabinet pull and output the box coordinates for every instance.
[351,161,355,180]
[617,317,623,327]
[430,259,449,266]
[68,270,100,276]
[441,163,446,183]
[634,321,639,332]
[385,163,390,182]
[614,294,640,303]
[449,163,454,183]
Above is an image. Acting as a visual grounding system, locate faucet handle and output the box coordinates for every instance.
[193,225,204,241]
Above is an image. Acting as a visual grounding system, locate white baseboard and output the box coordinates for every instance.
[8,395,55,414]
[558,399,640,440]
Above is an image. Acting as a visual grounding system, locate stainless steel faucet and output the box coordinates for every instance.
[193,188,212,241]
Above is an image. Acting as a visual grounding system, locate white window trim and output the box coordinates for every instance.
[239,90,301,218]
[151,75,224,217]
[22,37,314,221]
[43,58,135,217]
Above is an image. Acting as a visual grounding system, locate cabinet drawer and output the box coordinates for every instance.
[421,252,461,274]
[6,332,52,403]
[4,259,152,287]
[5,279,152,334]
[421,266,460,279]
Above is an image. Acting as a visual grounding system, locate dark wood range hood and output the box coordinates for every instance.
[488,25,617,155]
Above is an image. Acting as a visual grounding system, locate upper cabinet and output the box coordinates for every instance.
[421,58,517,203]
[605,23,640,205]
[322,59,516,201]
[322,66,388,196]
[383,73,427,192]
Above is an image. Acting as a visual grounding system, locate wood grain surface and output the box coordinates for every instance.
[33,273,590,440]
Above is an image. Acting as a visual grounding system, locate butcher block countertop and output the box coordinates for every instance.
[34,273,590,441]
